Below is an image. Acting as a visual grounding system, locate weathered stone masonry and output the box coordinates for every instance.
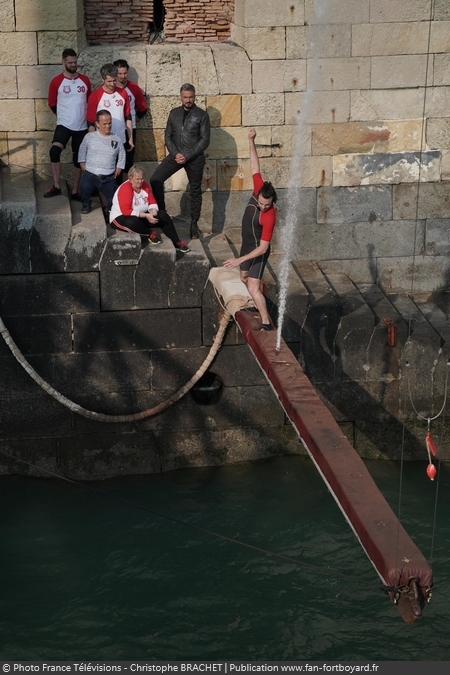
[2,1,450,476]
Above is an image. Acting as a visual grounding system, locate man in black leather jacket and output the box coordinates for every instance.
[150,83,210,239]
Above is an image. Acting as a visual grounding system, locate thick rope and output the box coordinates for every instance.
[0,311,232,423]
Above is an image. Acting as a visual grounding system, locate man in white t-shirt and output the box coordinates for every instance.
[44,48,91,199]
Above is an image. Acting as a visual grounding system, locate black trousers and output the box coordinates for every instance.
[150,154,205,223]
[111,209,180,245]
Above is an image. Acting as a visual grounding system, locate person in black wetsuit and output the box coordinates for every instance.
[223,129,277,331]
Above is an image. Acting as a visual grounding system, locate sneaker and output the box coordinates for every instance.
[259,323,274,331]
[44,185,61,198]
[175,241,190,253]
[70,192,82,201]
[149,230,162,245]
[80,205,91,214]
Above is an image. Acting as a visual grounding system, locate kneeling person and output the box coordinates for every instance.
[110,165,190,252]
[78,110,125,216]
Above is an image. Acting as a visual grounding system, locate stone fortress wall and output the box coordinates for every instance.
[1,0,450,291]
[2,0,450,476]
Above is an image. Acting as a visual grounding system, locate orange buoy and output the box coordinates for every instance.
[427,463,437,481]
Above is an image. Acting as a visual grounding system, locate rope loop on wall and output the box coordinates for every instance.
[0,311,232,423]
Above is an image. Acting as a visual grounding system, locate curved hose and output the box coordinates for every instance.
[0,311,232,423]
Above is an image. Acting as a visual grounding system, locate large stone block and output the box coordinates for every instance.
[7,132,72,165]
[156,426,299,473]
[242,93,285,126]
[425,86,450,118]
[325,274,376,382]
[76,45,114,90]
[0,315,72,355]
[112,47,147,86]
[307,57,370,91]
[15,0,84,31]
[272,124,312,158]
[434,54,450,86]
[318,258,377,284]
[233,0,304,27]
[29,172,73,274]
[286,25,351,60]
[1,66,17,98]
[168,250,210,309]
[65,219,107,273]
[216,160,252,191]
[263,254,309,342]
[370,0,433,22]
[17,65,61,99]
[35,98,56,131]
[134,242,178,310]
[371,55,431,89]
[252,60,306,94]
[180,46,219,96]
[377,255,450,293]
[231,26,286,61]
[145,45,181,97]
[207,126,271,160]
[38,31,79,65]
[425,219,450,256]
[134,129,165,162]
[312,120,425,156]
[50,352,151,396]
[58,433,161,480]
[146,96,180,130]
[0,272,100,315]
[0,392,73,439]
[73,308,202,353]
[431,21,450,53]
[295,219,425,261]
[0,167,35,272]
[206,95,241,128]
[0,100,35,132]
[351,89,426,121]
[0,0,14,31]
[0,31,37,65]
[305,0,369,24]
[434,0,450,20]
[393,182,450,219]
[333,151,441,187]
[317,185,392,224]
[442,150,450,180]
[99,232,145,311]
[151,347,208,391]
[353,22,429,57]
[286,91,350,125]
[261,155,332,189]
[211,43,251,95]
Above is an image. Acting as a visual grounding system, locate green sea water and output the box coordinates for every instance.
[1,455,449,661]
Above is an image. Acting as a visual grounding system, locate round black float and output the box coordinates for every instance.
[191,372,223,405]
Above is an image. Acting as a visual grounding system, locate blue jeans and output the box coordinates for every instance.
[80,171,117,212]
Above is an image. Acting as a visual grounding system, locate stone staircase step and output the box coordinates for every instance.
[0,166,36,273]
[264,253,309,342]
[293,261,339,305]
[412,301,450,345]
[32,171,74,272]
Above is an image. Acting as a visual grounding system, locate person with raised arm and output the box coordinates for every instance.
[223,129,277,331]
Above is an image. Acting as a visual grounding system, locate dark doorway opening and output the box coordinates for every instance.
[149,0,166,43]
